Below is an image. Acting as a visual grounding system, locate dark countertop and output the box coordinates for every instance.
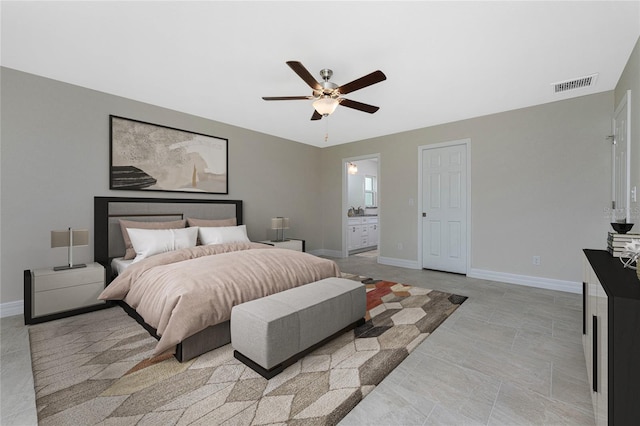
[584,249,640,299]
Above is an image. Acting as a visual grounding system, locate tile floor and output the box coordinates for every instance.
[335,255,594,425]
[1,314,37,425]
[0,255,594,425]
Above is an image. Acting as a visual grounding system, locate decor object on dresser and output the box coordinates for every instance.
[110,115,228,194]
[582,249,640,425]
[24,262,106,324]
[270,216,290,241]
[51,228,89,270]
[606,231,640,258]
[618,239,640,270]
[610,222,634,234]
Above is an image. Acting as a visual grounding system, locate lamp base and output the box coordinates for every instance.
[54,263,87,271]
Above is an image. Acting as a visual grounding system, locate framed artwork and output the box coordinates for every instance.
[109,115,228,194]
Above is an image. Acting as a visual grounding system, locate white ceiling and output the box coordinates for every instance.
[2,1,639,147]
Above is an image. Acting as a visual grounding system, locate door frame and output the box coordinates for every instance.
[418,139,471,271]
[612,90,632,221]
[342,153,381,258]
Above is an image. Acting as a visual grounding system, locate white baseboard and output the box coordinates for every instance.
[468,268,581,294]
[0,300,24,318]
[311,249,422,270]
[377,256,420,270]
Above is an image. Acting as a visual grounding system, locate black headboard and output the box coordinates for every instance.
[94,196,243,281]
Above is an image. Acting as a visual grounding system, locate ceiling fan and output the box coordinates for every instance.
[262,61,386,120]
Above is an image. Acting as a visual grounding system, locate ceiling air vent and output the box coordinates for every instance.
[552,73,598,93]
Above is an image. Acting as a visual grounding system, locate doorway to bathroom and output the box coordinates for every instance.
[342,154,380,258]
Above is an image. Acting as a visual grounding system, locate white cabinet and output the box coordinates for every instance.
[582,249,640,425]
[582,259,592,383]
[595,279,608,426]
[347,217,378,251]
[24,262,106,324]
[360,221,369,247]
[348,219,362,250]
[367,222,379,246]
[583,255,608,425]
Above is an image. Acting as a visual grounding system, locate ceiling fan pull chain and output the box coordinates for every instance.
[325,117,329,142]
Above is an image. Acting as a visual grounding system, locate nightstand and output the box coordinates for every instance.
[24,262,108,324]
[258,239,305,252]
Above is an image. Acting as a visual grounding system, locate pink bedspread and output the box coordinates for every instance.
[99,242,341,356]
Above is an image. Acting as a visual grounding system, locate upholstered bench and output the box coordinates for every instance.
[231,277,366,379]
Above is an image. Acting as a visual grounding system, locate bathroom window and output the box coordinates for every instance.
[364,175,377,207]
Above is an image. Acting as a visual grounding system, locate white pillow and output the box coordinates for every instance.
[199,225,250,245]
[127,227,198,263]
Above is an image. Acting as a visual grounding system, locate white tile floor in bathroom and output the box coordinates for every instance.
[0,255,594,425]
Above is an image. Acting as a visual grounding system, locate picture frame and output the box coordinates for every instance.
[109,115,228,194]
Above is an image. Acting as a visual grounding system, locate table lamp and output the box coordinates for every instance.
[51,228,89,271]
[271,217,290,242]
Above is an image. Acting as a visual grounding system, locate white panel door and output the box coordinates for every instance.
[612,91,631,222]
[422,144,467,273]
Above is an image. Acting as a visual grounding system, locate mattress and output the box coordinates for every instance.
[111,257,133,276]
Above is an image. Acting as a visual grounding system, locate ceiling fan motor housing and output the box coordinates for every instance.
[317,80,339,98]
[313,69,338,98]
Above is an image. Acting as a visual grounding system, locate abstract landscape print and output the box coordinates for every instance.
[110,115,228,194]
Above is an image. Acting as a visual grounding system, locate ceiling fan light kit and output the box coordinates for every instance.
[263,61,386,120]
[313,97,339,116]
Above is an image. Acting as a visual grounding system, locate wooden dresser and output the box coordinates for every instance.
[582,249,640,425]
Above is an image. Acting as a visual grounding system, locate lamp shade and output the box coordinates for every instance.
[51,229,89,248]
[313,97,339,116]
[271,217,290,230]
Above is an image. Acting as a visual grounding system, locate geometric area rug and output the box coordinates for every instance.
[29,279,467,426]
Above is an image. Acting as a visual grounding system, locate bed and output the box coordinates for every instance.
[94,196,341,361]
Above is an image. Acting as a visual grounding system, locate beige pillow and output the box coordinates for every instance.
[119,219,186,260]
[187,217,237,227]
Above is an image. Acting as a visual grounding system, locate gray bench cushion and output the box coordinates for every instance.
[231,277,366,371]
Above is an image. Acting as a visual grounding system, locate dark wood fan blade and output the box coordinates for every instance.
[339,98,380,114]
[287,61,322,91]
[311,110,323,120]
[337,70,386,95]
[262,96,313,101]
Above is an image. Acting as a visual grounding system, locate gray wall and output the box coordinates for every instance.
[0,67,322,304]
[615,36,640,225]
[3,43,637,305]
[320,91,614,283]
